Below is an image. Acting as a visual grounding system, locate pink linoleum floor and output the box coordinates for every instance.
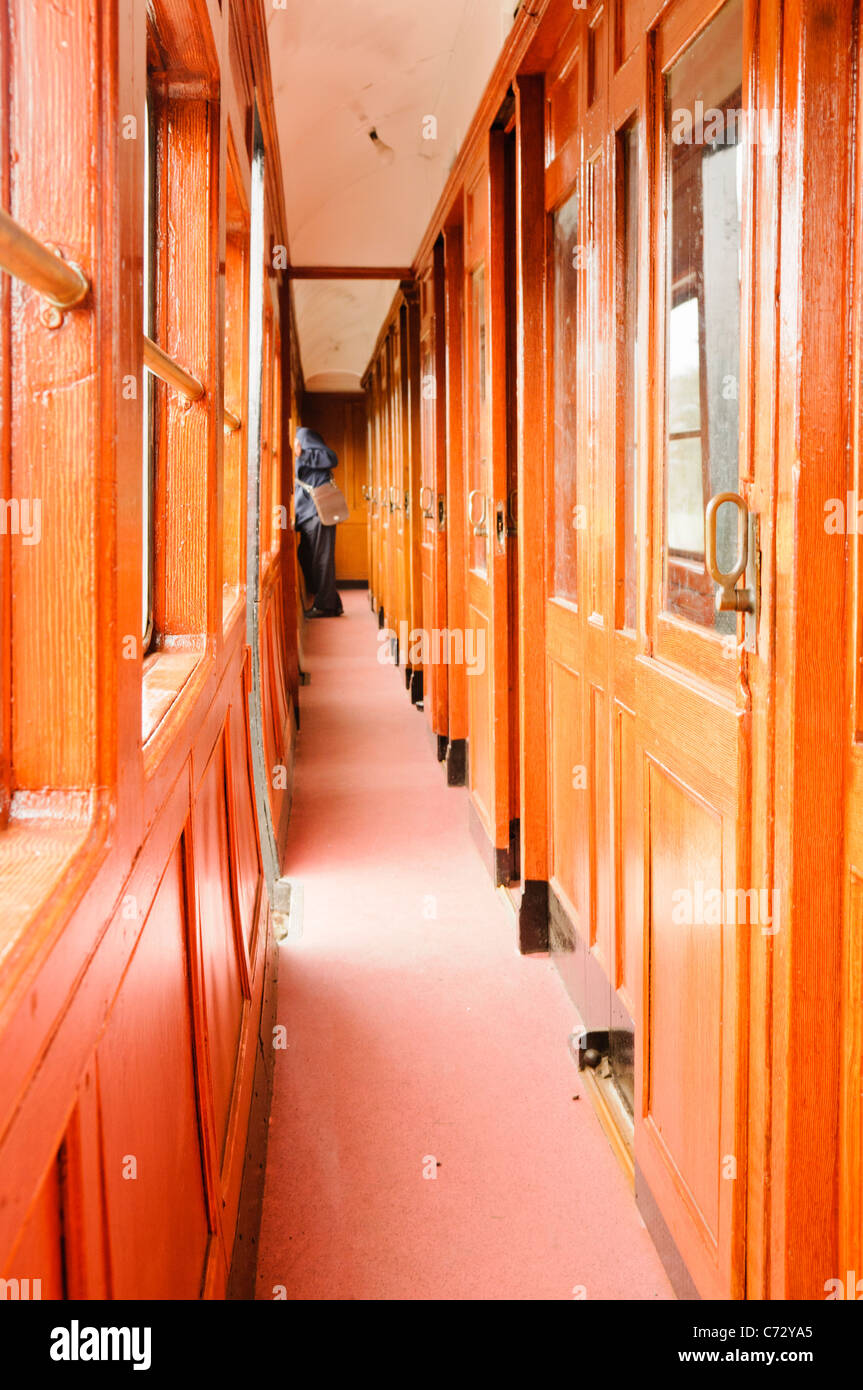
[255,588,674,1302]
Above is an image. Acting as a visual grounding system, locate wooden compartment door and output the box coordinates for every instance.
[419,246,449,745]
[634,0,753,1300]
[544,0,754,1300]
[464,138,517,878]
[543,2,615,1081]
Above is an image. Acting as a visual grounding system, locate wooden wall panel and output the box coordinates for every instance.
[645,760,723,1248]
[227,690,263,950]
[155,96,216,638]
[194,740,247,1166]
[2,1151,66,1298]
[549,656,586,931]
[9,0,99,790]
[614,701,640,1015]
[97,843,209,1300]
[0,0,294,1307]
[590,683,611,968]
[301,394,369,583]
[262,605,290,841]
[467,599,492,828]
[841,869,863,1275]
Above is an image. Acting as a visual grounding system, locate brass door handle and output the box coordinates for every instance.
[419,485,434,519]
[468,489,488,537]
[705,492,756,615]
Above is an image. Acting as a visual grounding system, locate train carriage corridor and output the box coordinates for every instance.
[2,0,862,1327]
[255,591,672,1301]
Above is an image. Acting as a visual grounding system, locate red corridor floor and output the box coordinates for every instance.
[255,589,674,1301]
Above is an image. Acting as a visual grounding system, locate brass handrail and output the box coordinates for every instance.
[0,207,89,308]
[143,335,204,403]
[224,406,241,433]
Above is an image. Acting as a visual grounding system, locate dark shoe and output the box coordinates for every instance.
[305,605,343,618]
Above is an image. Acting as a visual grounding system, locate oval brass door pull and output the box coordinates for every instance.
[468,489,488,537]
[705,492,756,615]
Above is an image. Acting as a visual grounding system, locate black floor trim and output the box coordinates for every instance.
[518,879,549,954]
[446,737,467,787]
[635,1162,699,1301]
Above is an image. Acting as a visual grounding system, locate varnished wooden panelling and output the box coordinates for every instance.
[0,0,296,1304]
[302,394,369,583]
[841,868,863,1276]
[548,656,586,929]
[835,0,863,1304]
[10,0,99,790]
[613,701,640,1015]
[2,1150,66,1298]
[194,739,247,1167]
[547,33,583,167]
[467,599,492,829]
[645,760,723,1244]
[590,683,611,968]
[154,95,217,639]
[514,75,550,891]
[227,689,263,950]
[444,224,468,747]
[262,599,292,847]
[0,0,10,828]
[97,842,210,1299]
[418,242,450,741]
[616,0,644,67]
[222,131,250,611]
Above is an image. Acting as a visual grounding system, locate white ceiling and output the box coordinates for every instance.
[267,0,516,392]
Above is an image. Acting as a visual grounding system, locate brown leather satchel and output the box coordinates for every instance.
[298,479,350,526]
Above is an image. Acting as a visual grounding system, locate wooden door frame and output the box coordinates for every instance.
[760,0,853,1300]
[432,238,450,746]
[403,285,424,704]
[443,217,468,785]
[513,72,551,951]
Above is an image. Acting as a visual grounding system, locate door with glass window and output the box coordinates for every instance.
[463,137,517,878]
[419,247,449,747]
[545,0,752,1299]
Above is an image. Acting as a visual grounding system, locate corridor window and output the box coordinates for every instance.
[142,91,157,649]
[223,140,249,621]
[139,52,215,742]
[617,120,640,632]
[663,0,743,632]
[469,264,488,574]
[270,333,283,559]
[552,187,579,603]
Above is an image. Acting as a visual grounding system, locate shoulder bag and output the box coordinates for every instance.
[298,478,350,526]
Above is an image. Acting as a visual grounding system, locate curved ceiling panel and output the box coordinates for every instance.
[267,0,515,389]
[293,279,402,392]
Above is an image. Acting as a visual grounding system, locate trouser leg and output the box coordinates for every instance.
[297,527,315,599]
[299,517,342,613]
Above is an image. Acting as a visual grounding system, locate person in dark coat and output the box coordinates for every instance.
[294,426,344,617]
